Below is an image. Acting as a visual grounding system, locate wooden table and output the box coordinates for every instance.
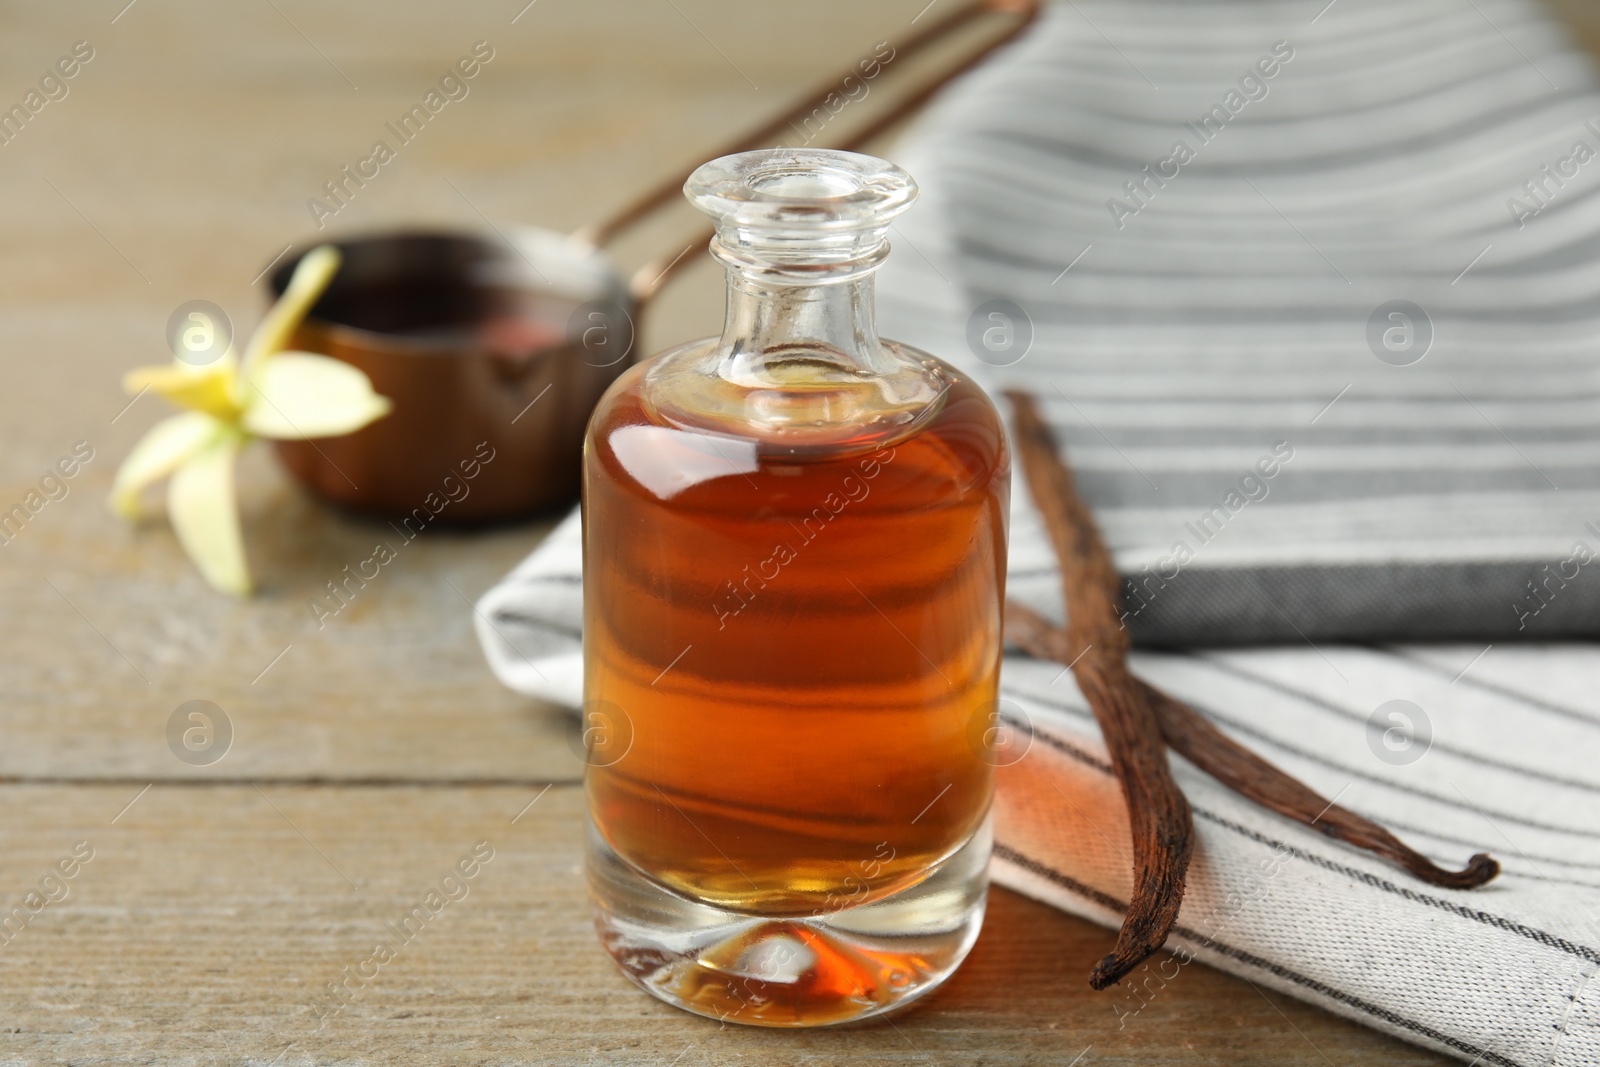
[7,0,1586,1061]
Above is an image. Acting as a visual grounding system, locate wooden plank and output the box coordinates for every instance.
[0,783,1451,1065]
[0,473,582,782]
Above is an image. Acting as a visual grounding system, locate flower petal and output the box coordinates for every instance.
[168,433,251,597]
[109,411,222,519]
[124,362,242,420]
[238,245,341,395]
[240,352,392,439]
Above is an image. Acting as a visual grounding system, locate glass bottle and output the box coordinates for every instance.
[581,148,1009,1027]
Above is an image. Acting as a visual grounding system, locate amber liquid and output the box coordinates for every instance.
[583,357,1008,918]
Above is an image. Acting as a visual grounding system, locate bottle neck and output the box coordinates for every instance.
[716,267,895,383]
[656,150,939,445]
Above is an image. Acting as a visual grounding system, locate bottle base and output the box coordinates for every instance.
[587,814,991,1028]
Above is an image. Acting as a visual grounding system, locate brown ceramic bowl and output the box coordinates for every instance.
[268,230,635,523]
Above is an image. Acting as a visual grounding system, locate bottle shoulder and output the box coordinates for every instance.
[585,337,1009,510]
[589,335,1005,461]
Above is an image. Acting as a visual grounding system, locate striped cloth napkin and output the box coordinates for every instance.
[475,1,1600,1062]
[879,0,1600,647]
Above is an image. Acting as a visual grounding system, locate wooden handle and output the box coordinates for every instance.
[592,0,1042,306]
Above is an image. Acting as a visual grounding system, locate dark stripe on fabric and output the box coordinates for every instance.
[1369,811,1600,873]
[1187,652,1600,784]
[1492,868,1600,890]
[1384,649,1600,728]
[492,612,584,643]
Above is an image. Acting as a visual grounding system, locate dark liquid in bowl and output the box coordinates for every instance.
[288,234,577,357]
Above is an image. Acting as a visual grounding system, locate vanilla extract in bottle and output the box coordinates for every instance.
[582,149,1009,1027]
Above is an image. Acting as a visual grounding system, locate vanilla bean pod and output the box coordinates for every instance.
[1004,600,1498,890]
[1004,390,1194,990]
